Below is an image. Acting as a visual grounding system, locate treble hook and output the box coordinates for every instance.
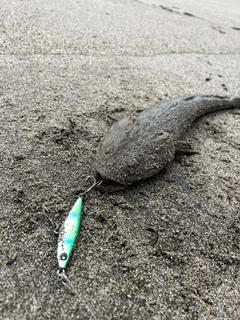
[80,176,102,198]
[57,269,75,291]
[57,269,97,319]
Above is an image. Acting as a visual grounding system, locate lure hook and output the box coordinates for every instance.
[57,269,97,319]
[57,269,78,292]
[81,175,102,198]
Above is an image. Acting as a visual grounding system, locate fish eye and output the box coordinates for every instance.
[60,253,68,260]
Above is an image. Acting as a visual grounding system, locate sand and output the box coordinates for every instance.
[0,0,240,319]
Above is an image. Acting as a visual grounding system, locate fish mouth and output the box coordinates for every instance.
[94,171,127,192]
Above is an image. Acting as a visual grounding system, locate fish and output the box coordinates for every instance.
[94,96,240,191]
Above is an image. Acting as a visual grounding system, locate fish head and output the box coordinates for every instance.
[94,118,175,191]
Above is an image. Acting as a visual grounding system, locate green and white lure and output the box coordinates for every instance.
[57,177,101,275]
[57,197,83,269]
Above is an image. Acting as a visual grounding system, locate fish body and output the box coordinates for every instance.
[57,197,83,269]
[94,96,240,191]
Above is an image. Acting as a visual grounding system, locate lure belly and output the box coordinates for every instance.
[57,197,83,269]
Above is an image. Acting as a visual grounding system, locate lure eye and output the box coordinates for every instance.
[60,253,68,261]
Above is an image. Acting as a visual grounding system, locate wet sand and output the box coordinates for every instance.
[0,0,240,319]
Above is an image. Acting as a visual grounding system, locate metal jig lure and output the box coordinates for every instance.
[57,176,101,272]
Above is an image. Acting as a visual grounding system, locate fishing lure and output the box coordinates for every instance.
[57,197,83,269]
[57,176,101,273]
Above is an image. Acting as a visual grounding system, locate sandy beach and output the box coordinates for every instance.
[0,0,240,319]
